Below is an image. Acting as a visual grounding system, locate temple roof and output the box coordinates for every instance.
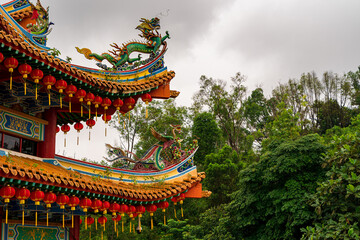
[0,149,206,202]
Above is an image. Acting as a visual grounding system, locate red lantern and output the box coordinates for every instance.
[112,214,122,234]
[86,216,95,239]
[68,196,80,228]
[65,84,77,112]
[55,79,68,108]
[141,93,152,118]
[4,57,18,90]
[44,192,57,208]
[57,193,69,209]
[0,53,4,63]
[136,205,146,232]
[124,97,136,109]
[84,92,95,119]
[44,192,57,226]
[30,189,44,226]
[61,124,71,147]
[178,193,186,217]
[113,98,123,123]
[30,69,44,100]
[113,98,123,110]
[80,197,92,213]
[0,185,15,225]
[101,97,112,124]
[43,75,56,105]
[159,201,169,226]
[93,96,102,120]
[74,122,84,145]
[86,216,94,226]
[98,215,107,232]
[92,199,102,214]
[86,119,96,141]
[171,196,179,219]
[0,185,15,201]
[80,197,92,230]
[141,93,152,104]
[56,126,60,133]
[43,75,56,90]
[16,187,30,226]
[68,196,80,211]
[57,193,69,228]
[119,204,128,233]
[109,202,120,216]
[100,201,110,214]
[16,187,30,205]
[18,63,32,95]
[146,204,157,230]
[119,204,129,217]
[127,205,136,218]
[75,89,87,117]
[30,189,44,205]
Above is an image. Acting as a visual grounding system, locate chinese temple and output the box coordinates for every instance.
[0,0,209,239]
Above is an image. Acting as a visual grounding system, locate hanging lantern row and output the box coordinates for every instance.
[0,185,186,233]
[0,54,153,118]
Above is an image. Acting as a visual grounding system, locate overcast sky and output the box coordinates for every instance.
[39,0,360,162]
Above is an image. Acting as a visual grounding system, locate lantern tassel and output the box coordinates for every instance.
[69,99,72,113]
[105,125,107,137]
[164,210,166,226]
[63,213,65,228]
[95,217,97,230]
[47,212,49,226]
[60,95,62,108]
[174,208,177,219]
[9,69,13,90]
[22,209,25,226]
[129,221,131,233]
[77,135,79,145]
[72,213,74,228]
[151,216,153,230]
[117,111,121,124]
[95,109,98,120]
[146,107,148,119]
[101,231,103,240]
[64,136,67,147]
[104,221,106,231]
[5,207,8,224]
[89,108,91,119]
[48,93,51,106]
[81,105,83,117]
[35,84,38,100]
[114,220,116,232]
[89,131,91,141]
[89,230,91,240]
[138,216,142,233]
[133,222,135,233]
[117,224,119,237]
[24,81,26,95]
[181,205,184,217]
[122,219,124,232]
[35,211,38,226]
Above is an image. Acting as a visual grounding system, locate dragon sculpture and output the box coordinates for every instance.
[26,0,53,35]
[105,124,186,170]
[76,17,170,68]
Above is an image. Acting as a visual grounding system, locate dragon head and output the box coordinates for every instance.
[136,17,161,32]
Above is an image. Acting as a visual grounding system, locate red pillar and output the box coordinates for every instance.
[37,108,57,158]
[69,216,80,240]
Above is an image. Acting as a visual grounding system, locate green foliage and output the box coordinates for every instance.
[204,145,243,206]
[302,115,360,239]
[226,134,326,240]
[191,112,222,169]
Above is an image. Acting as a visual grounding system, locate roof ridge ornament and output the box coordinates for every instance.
[76,17,170,71]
